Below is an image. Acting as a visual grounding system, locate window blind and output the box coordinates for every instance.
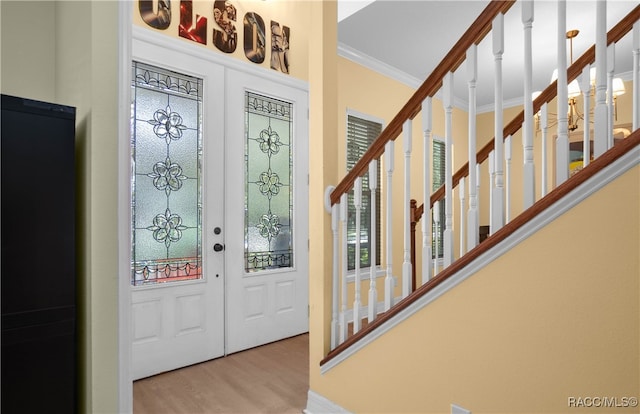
[432,139,446,258]
[346,114,382,270]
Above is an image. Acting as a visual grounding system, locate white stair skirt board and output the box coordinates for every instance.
[304,390,352,414]
[321,145,639,374]
[452,404,472,414]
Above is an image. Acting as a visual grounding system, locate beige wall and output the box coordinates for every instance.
[132,0,309,81]
[308,0,338,390]
[314,163,640,414]
[2,2,122,412]
[1,1,57,102]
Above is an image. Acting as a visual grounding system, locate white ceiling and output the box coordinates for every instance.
[338,0,638,109]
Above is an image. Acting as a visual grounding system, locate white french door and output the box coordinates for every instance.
[225,70,309,354]
[130,39,225,380]
[130,34,308,379]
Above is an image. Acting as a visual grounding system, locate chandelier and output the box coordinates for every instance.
[546,30,626,132]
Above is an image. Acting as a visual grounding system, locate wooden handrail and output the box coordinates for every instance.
[329,0,516,206]
[322,128,640,367]
[413,4,640,223]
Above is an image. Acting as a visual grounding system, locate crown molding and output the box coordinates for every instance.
[338,43,635,116]
[338,42,480,112]
[338,42,422,89]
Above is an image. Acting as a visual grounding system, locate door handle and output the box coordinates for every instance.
[213,243,225,252]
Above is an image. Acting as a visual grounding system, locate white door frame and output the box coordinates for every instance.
[117,8,309,411]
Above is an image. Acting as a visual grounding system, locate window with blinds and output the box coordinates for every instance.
[432,138,446,259]
[346,114,382,271]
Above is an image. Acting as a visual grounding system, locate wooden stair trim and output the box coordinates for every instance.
[321,129,640,367]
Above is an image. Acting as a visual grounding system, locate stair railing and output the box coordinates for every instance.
[326,0,640,353]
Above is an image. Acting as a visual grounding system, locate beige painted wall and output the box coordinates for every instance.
[308,0,338,389]
[314,163,639,414]
[1,1,57,102]
[132,0,309,81]
[1,1,121,412]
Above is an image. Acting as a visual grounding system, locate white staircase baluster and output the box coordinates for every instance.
[422,97,433,284]
[633,21,639,130]
[556,0,570,186]
[467,44,479,251]
[522,0,535,209]
[594,0,608,158]
[459,177,466,256]
[433,200,440,275]
[353,177,362,334]
[607,44,615,149]
[492,12,505,234]
[476,163,481,237]
[402,120,413,298]
[339,193,348,343]
[579,66,592,169]
[540,102,549,196]
[368,160,378,323]
[505,135,512,222]
[330,202,339,350]
[489,150,495,233]
[384,141,394,311]
[443,72,454,266]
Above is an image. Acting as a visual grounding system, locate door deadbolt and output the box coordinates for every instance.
[214,227,222,235]
[213,243,225,252]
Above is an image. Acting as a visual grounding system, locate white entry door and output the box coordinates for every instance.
[130,39,225,380]
[130,34,309,379]
[225,70,309,354]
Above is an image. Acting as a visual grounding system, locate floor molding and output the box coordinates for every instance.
[304,389,352,414]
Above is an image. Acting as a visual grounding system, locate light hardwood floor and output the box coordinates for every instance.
[133,334,309,414]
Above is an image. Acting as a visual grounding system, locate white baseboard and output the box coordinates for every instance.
[304,389,352,414]
[451,404,472,414]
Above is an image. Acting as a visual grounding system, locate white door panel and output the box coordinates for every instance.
[131,39,225,380]
[225,70,309,354]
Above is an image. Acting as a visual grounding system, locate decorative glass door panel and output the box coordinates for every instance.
[226,70,308,355]
[130,36,225,380]
[245,92,293,272]
[131,61,203,286]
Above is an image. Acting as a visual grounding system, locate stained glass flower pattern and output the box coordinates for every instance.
[147,208,188,248]
[258,169,282,199]
[245,92,293,272]
[148,157,187,195]
[256,213,281,241]
[257,125,281,156]
[148,106,187,144]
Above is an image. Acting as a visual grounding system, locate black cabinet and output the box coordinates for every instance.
[1,94,77,413]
